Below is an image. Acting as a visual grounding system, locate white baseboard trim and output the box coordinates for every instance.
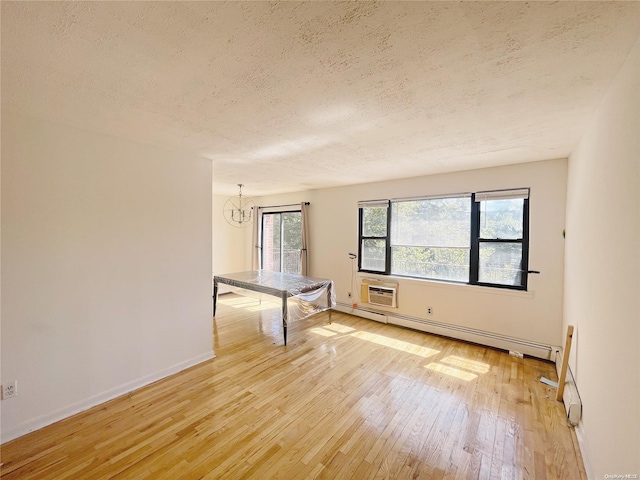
[574,421,594,480]
[553,350,593,480]
[336,302,554,360]
[334,304,388,323]
[0,350,216,444]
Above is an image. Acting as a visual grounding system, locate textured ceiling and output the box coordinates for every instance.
[2,1,639,196]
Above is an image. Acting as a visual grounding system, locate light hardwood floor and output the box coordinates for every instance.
[1,294,586,479]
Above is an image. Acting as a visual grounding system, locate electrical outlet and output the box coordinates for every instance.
[427,307,433,315]
[509,350,524,359]
[2,381,18,400]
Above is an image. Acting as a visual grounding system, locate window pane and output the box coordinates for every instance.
[362,207,387,237]
[480,199,524,239]
[361,239,386,271]
[282,213,302,250]
[478,243,522,286]
[282,212,302,274]
[392,246,469,282]
[262,213,282,272]
[391,198,470,247]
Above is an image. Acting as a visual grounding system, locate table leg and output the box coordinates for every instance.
[282,295,288,346]
[328,283,333,324]
[213,280,218,317]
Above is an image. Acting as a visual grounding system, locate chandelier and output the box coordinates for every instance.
[223,184,255,228]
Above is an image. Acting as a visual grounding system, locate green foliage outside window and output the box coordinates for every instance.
[359,190,529,289]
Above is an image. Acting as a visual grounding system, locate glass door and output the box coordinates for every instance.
[261,211,302,274]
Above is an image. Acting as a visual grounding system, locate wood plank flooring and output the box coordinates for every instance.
[0,294,587,479]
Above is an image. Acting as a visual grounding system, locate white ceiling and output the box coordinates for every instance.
[2,1,639,196]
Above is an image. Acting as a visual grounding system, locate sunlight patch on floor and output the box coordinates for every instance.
[221,296,490,382]
[309,327,338,337]
[425,362,478,381]
[350,331,439,358]
[218,295,279,311]
[246,303,280,312]
[323,323,356,334]
[440,355,490,374]
[218,296,259,307]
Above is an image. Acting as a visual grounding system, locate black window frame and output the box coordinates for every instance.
[357,200,391,275]
[358,189,530,291]
[470,191,530,290]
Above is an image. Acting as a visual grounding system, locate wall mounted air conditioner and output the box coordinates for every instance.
[367,285,397,308]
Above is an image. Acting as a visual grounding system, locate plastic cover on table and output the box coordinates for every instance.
[214,270,336,324]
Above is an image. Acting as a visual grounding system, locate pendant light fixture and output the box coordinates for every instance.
[223,184,255,227]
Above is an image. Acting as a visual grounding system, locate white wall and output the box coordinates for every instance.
[256,158,568,356]
[564,39,640,478]
[1,113,214,442]
[212,194,252,275]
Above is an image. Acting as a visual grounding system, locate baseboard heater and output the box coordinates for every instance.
[334,302,553,359]
[555,351,582,426]
[336,302,388,323]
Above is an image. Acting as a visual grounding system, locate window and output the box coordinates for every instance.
[358,200,390,273]
[471,189,530,289]
[358,189,530,290]
[391,196,471,282]
[262,211,302,274]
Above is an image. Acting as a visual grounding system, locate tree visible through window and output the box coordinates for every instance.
[391,197,470,282]
[473,190,529,288]
[358,189,530,290]
[262,211,303,274]
[359,202,389,273]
